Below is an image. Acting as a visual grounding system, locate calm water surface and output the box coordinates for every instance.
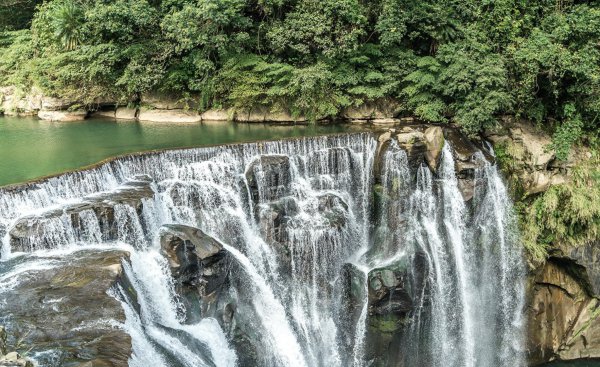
[0,116,353,187]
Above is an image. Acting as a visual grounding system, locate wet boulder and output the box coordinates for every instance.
[368,267,413,318]
[255,197,298,248]
[159,225,232,321]
[9,176,154,252]
[364,252,430,366]
[160,224,228,288]
[0,249,133,366]
[337,263,368,356]
[159,224,263,366]
[245,155,291,203]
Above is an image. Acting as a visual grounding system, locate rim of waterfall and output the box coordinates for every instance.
[0,131,372,192]
[0,128,526,367]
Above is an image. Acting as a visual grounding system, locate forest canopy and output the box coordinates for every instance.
[0,0,599,149]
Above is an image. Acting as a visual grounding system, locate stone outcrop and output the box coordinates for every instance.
[201,109,231,121]
[527,259,600,365]
[0,87,42,116]
[234,108,307,123]
[37,110,87,122]
[484,117,569,195]
[160,224,232,323]
[0,249,133,366]
[342,100,402,123]
[0,351,33,367]
[159,224,263,366]
[115,107,137,120]
[0,87,95,121]
[137,108,202,123]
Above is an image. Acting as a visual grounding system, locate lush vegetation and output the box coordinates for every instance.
[520,150,600,261]
[1,0,599,142]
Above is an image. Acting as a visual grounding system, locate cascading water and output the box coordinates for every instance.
[0,131,525,367]
[368,139,526,367]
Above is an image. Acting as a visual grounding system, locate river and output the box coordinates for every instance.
[0,116,351,187]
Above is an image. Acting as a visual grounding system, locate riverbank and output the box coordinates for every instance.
[0,87,416,124]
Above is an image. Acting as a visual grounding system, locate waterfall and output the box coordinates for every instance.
[371,139,526,367]
[0,132,525,367]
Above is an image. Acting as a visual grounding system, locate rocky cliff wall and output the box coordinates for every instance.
[482,118,600,366]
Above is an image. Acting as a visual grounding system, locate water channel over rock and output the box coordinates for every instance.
[0,131,525,367]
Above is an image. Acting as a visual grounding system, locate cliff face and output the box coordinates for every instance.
[483,118,600,366]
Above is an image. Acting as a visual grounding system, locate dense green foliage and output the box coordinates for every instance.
[521,152,600,261]
[0,0,599,147]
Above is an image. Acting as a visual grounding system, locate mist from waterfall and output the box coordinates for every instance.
[0,133,525,367]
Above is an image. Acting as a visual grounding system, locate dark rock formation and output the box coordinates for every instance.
[159,224,232,323]
[245,155,291,204]
[363,252,430,367]
[564,242,600,296]
[159,225,261,365]
[0,249,133,366]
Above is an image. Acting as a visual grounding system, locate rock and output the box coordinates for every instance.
[444,129,489,202]
[0,249,133,366]
[41,96,75,111]
[264,111,306,123]
[201,109,231,121]
[368,266,413,318]
[158,225,262,364]
[317,193,349,229]
[337,263,368,353]
[9,176,154,252]
[0,350,33,367]
[372,118,401,125]
[159,224,231,321]
[0,87,42,116]
[142,92,198,110]
[342,100,401,121]
[245,155,291,203]
[37,110,87,122]
[364,252,429,367]
[115,107,138,120]
[255,197,299,247]
[564,241,600,296]
[93,109,117,119]
[137,108,201,123]
[527,258,600,365]
[395,128,427,170]
[160,224,224,272]
[423,126,444,171]
[235,109,266,122]
[484,117,568,196]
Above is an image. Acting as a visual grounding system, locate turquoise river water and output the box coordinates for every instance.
[0,116,352,187]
